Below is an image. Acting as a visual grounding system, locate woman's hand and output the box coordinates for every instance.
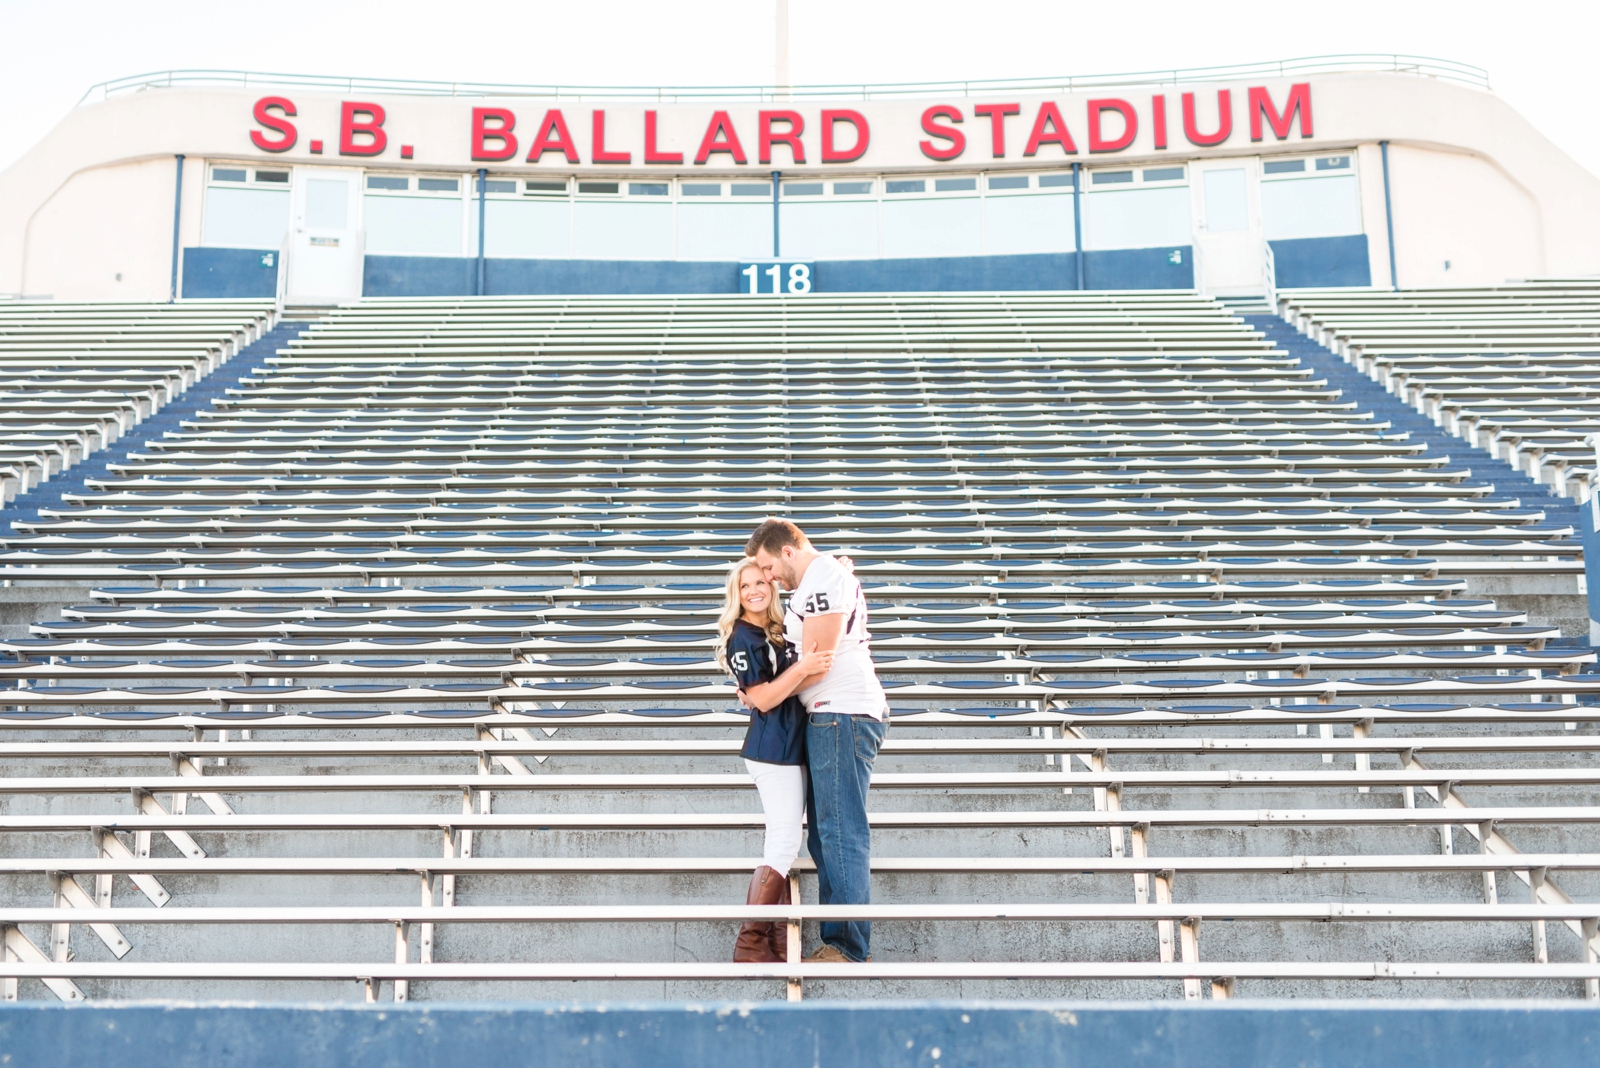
[838,554,855,572]
[795,642,834,677]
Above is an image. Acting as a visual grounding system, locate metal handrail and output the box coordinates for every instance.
[75,54,1490,107]
[1263,241,1278,313]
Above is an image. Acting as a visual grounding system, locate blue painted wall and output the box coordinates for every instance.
[364,255,478,297]
[186,240,1360,299]
[359,249,1195,297]
[1270,235,1372,289]
[494,258,738,295]
[1084,247,1193,290]
[181,248,278,298]
[816,253,1080,292]
[1,1001,1598,1068]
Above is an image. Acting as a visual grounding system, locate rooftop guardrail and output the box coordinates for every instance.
[76,54,1490,106]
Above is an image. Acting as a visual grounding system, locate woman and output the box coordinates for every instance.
[715,557,832,963]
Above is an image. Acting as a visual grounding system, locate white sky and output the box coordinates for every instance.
[2,0,1597,176]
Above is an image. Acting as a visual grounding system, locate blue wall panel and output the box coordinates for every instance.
[815,253,1078,292]
[1,1001,1598,1068]
[1270,235,1372,289]
[363,256,476,297]
[491,259,739,295]
[181,248,278,299]
[1083,247,1193,290]
[361,250,1196,297]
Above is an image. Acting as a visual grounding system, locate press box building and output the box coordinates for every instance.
[2,58,1597,302]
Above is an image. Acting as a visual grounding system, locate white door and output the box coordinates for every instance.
[1189,159,1265,295]
[286,168,363,302]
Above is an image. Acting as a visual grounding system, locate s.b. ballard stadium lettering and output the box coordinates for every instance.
[248,85,1311,164]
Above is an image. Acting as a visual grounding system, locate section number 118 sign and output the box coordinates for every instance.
[738,262,814,295]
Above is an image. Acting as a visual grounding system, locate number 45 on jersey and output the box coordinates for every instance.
[738,262,813,295]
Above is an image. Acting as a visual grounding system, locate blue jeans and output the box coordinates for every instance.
[804,712,887,962]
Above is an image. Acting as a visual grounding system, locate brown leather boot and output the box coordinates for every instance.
[732,865,786,963]
[766,871,793,961]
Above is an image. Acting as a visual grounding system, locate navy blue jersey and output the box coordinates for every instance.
[728,619,806,766]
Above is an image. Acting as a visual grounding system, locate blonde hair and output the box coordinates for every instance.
[714,557,786,674]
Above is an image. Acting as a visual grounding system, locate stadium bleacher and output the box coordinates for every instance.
[1278,283,1600,502]
[1,292,1597,1004]
[0,301,277,505]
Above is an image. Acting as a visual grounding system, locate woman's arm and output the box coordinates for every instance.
[740,642,833,713]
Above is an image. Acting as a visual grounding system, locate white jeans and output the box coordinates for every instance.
[745,759,806,877]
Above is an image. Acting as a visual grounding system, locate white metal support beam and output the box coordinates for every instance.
[477,724,536,776]
[98,819,173,904]
[171,754,234,816]
[787,873,802,1002]
[3,922,84,1001]
[1178,917,1202,1000]
[0,926,14,1002]
[1530,867,1550,964]
[1584,918,1599,1001]
[1407,752,1600,996]
[394,920,410,1002]
[51,863,132,958]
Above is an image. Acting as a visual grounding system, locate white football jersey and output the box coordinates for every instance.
[782,554,886,718]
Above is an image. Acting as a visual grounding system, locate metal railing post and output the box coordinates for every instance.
[74,55,1492,108]
[1263,241,1277,313]
[1072,162,1085,291]
[168,154,184,303]
[476,168,487,297]
[1380,140,1399,290]
[771,170,781,259]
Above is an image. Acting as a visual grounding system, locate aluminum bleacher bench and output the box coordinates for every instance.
[1281,283,1600,498]
[1,292,1596,1004]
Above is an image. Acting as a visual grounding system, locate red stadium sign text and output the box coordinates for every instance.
[247,84,1311,165]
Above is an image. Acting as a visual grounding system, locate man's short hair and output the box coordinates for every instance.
[745,518,810,558]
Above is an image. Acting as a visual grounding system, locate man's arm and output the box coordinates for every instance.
[798,612,845,690]
[740,643,834,712]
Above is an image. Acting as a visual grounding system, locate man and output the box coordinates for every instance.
[745,518,888,964]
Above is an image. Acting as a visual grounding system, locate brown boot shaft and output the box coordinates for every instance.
[732,866,786,963]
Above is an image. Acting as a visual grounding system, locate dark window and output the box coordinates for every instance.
[987,175,1029,190]
[832,180,873,195]
[885,179,925,194]
[483,179,517,193]
[212,168,247,183]
[1316,156,1351,170]
[934,177,977,192]
[1038,173,1075,188]
[366,176,408,191]
[1263,160,1306,174]
[783,182,824,196]
[1091,170,1133,184]
[578,182,620,194]
[681,183,721,197]
[1142,167,1185,182]
[629,182,669,196]
[418,178,459,192]
[255,171,290,183]
[731,183,770,196]
[525,181,567,193]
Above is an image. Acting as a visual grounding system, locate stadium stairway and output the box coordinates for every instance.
[1,293,1597,1004]
[0,320,305,638]
[1244,313,1588,638]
